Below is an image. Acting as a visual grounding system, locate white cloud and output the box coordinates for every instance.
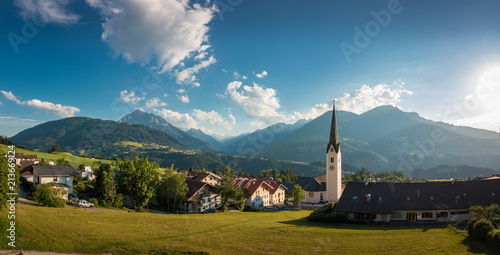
[1,91,80,118]
[192,82,200,87]
[178,95,190,103]
[242,75,248,80]
[144,97,167,108]
[154,108,197,130]
[192,109,233,131]
[15,0,80,25]
[164,93,168,97]
[251,121,264,129]
[292,103,331,121]
[176,89,186,94]
[228,113,236,125]
[254,70,268,78]
[174,55,216,84]
[336,83,413,114]
[119,90,144,104]
[225,81,285,123]
[87,0,216,82]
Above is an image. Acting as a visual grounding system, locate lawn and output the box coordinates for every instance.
[0,144,114,168]
[1,205,496,255]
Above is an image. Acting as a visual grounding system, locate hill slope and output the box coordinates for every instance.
[258,106,500,171]
[119,110,218,152]
[187,128,225,151]
[11,117,188,155]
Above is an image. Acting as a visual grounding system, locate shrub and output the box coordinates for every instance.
[490,229,500,248]
[467,218,478,236]
[454,218,471,231]
[472,218,495,241]
[30,183,65,208]
[491,217,500,228]
[307,202,348,224]
[242,205,259,212]
[90,198,99,206]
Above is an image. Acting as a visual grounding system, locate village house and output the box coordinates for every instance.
[334,178,500,223]
[31,165,81,200]
[185,180,221,213]
[187,171,221,186]
[81,166,95,180]
[232,177,274,207]
[14,153,38,169]
[269,183,287,204]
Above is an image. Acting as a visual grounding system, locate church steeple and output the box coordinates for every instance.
[326,100,339,153]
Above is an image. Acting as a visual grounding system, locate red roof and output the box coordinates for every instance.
[15,153,37,159]
[269,183,287,194]
[232,177,274,195]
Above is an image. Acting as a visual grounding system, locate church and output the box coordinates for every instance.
[296,100,343,203]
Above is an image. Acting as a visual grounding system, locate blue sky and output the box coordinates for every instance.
[1,0,500,138]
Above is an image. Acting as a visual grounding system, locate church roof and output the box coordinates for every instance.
[326,100,340,153]
[296,175,326,191]
[334,179,500,215]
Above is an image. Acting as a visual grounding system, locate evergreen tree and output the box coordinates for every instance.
[94,164,115,200]
[49,145,61,153]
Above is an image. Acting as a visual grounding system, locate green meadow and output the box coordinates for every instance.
[1,204,497,255]
[0,144,114,168]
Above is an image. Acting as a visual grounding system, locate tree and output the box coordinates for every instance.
[232,186,251,211]
[94,164,115,200]
[216,176,235,212]
[38,158,49,166]
[117,157,159,211]
[49,144,61,153]
[157,164,188,212]
[292,184,305,208]
[56,157,69,165]
[30,183,65,208]
[470,204,500,220]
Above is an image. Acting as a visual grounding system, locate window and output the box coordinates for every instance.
[378,197,382,201]
[392,212,403,218]
[53,177,58,182]
[352,196,358,200]
[330,157,334,163]
[320,193,324,201]
[422,212,433,218]
[437,212,448,218]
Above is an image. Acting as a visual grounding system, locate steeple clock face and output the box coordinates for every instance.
[329,165,334,171]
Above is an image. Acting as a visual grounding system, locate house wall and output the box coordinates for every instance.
[188,187,221,213]
[202,176,219,186]
[391,209,472,222]
[22,176,33,182]
[270,188,286,204]
[34,175,74,194]
[302,191,325,204]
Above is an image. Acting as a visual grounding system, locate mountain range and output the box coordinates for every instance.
[10,106,500,175]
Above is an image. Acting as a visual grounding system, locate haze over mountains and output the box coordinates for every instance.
[10,106,500,175]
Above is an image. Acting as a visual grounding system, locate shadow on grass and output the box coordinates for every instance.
[278,217,448,232]
[461,236,500,255]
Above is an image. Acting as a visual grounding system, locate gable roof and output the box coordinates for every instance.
[15,153,37,159]
[186,180,209,200]
[187,172,221,182]
[335,179,500,215]
[32,165,80,177]
[232,178,274,195]
[296,175,327,191]
[269,183,287,194]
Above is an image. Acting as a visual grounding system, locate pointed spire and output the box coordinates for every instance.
[326,99,339,153]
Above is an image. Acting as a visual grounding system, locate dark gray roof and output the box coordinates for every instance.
[296,175,326,191]
[335,179,500,214]
[185,180,209,199]
[326,100,340,154]
[32,165,80,177]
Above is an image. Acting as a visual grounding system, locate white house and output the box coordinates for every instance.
[32,165,81,199]
[186,180,221,213]
[269,183,287,204]
[81,166,95,180]
[232,178,274,207]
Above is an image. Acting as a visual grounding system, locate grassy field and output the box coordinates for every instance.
[1,205,497,255]
[0,144,114,168]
